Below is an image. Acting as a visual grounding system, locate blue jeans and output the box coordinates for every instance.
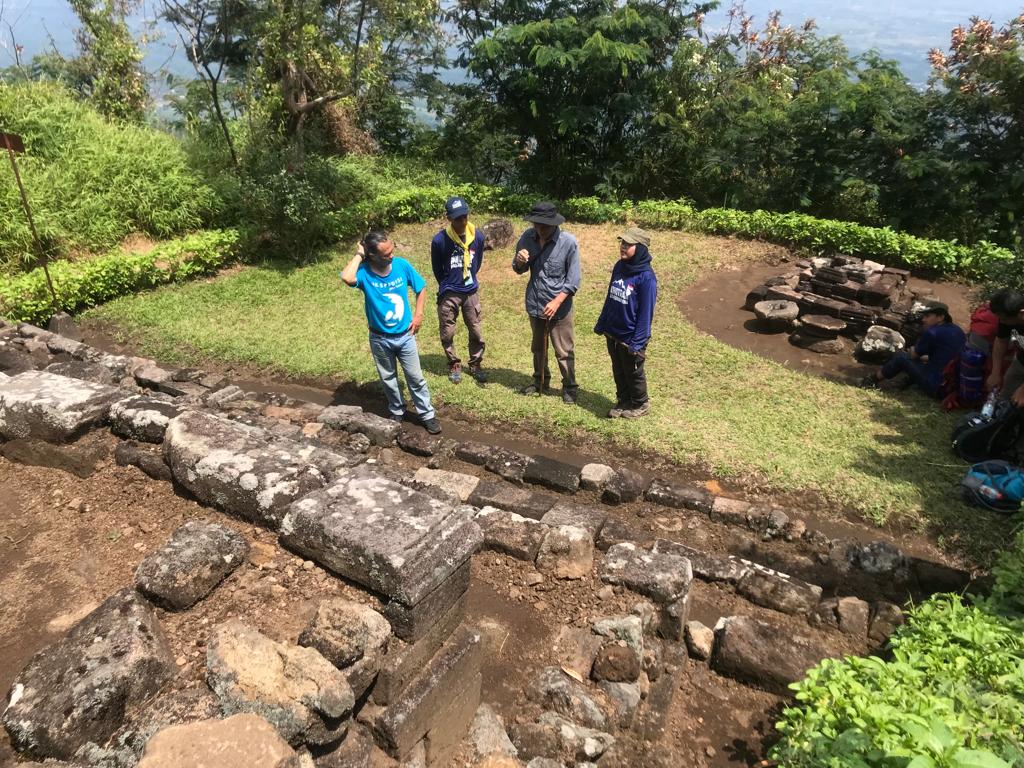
[881,351,941,397]
[368,331,435,420]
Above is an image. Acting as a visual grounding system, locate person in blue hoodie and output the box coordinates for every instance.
[430,196,487,384]
[594,227,658,418]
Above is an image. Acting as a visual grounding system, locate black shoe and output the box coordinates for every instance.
[562,390,578,405]
[423,417,442,435]
[858,375,880,390]
[389,413,405,423]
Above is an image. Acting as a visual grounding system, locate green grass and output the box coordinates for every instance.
[84,220,1016,565]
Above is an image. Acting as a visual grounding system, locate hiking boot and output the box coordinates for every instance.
[448,364,462,384]
[858,375,880,390]
[608,403,628,419]
[620,402,650,419]
[389,413,405,423]
[520,383,542,396]
[562,389,578,405]
[423,417,442,435]
[469,367,488,383]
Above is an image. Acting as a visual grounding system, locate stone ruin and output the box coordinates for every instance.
[744,254,947,361]
[0,316,976,767]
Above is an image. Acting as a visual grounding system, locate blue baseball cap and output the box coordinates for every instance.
[445,196,470,219]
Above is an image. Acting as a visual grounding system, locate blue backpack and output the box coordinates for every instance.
[961,460,1024,514]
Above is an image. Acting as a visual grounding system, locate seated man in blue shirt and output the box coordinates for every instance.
[340,232,441,434]
[860,304,966,397]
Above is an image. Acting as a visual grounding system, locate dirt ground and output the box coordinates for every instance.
[0,428,876,767]
[678,258,976,385]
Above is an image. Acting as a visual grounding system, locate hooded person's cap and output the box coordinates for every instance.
[524,201,565,226]
[618,227,651,247]
[445,196,470,219]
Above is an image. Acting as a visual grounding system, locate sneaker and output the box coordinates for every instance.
[423,417,442,435]
[520,383,542,396]
[469,367,488,383]
[620,402,650,419]
[562,390,578,405]
[608,403,627,419]
[448,364,462,384]
[858,375,880,390]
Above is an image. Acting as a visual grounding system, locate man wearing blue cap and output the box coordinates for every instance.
[431,196,488,383]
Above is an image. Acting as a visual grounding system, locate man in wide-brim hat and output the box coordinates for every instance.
[513,201,582,403]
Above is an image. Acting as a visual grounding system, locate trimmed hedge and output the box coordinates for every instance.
[0,229,240,325]
[330,185,1013,277]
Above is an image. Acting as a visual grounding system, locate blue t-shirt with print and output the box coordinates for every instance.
[352,257,426,334]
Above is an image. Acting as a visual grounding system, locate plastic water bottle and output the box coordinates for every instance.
[982,390,998,419]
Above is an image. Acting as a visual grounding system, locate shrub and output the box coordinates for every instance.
[0,229,239,324]
[771,532,1024,768]
[0,82,217,272]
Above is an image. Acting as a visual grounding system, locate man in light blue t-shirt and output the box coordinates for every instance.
[341,231,441,434]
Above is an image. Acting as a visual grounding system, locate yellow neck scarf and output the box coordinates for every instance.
[445,221,476,282]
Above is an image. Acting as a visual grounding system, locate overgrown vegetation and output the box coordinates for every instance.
[773,531,1024,768]
[0,82,216,272]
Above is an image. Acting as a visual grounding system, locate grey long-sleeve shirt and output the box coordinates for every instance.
[512,227,581,321]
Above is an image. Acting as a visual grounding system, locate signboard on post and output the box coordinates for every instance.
[1,132,25,153]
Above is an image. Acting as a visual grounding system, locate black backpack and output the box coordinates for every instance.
[951,402,1023,464]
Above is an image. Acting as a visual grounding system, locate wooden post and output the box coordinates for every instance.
[2,131,60,310]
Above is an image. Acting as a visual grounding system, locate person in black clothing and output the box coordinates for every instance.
[988,288,1024,405]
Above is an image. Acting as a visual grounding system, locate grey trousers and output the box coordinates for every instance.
[530,310,577,393]
[438,291,485,369]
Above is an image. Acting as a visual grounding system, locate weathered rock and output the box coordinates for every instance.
[2,589,174,760]
[313,723,376,767]
[319,405,401,446]
[579,464,615,491]
[644,479,713,513]
[594,519,654,552]
[299,599,391,698]
[551,627,604,684]
[599,543,692,603]
[372,626,482,759]
[540,504,607,540]
[835,596,871,637]
[652,539,750,584]
[454,441,493,465]
[469,704,518,760]
[134,364,174,390]
[591,645,640,683]
[530,667,608,731]
[206,384,245,406]
[207,620,355,746]
[382,560,470,643]
[536,525,594,580]
[0,346,36,374]
[753,299,799,326]
[114,440,174,482]
[481,218,514,250]
[684,621,714,660]
[848,541,907,578]
[596,680,641,727]
[911,557,970,593]
[136,714,301,768]
[712,616,835,695]
[509,722,562,763]
[536,712,615,762]
[868,601,905,643]
[163,410,333,528]
[44,360,116,385]
[280,472,482,605]
[736,569,822,615]
[485,448,535,484]
[135,521,249,610]
[397,429,445,457]
[0,370,122,442]
[468,480,555,521]
[47,312,82,341]
[601,468,648,505]
[411,467,479,502]
[110,395,184,443]
[789,333,846,355]
[591,616,644,660]
[476,507,549,561]
[709,496,752,526]
[524,457,581,493]
[655,593,692,641]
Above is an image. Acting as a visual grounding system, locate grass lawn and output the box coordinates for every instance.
[84,218,1015,565]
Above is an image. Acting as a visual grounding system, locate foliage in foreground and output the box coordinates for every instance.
[0,230,239,324]
[773,532,1024,768]
[0,82,216,272]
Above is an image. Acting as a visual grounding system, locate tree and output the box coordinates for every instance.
[67,0,149,122]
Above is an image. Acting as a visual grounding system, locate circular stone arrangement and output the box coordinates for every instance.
[753,300,799,331]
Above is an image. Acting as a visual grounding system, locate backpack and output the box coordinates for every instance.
[960,460,1024,513]
[951,402,1023,464]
